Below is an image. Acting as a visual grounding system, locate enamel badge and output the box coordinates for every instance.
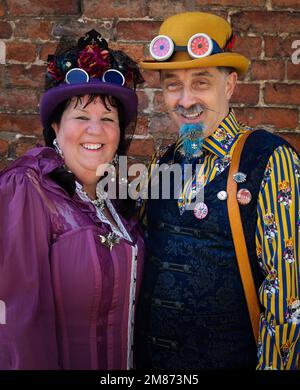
[194,202,208,219]
[237,188,252,205]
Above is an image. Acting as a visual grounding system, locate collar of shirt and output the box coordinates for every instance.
[202,109,248,158]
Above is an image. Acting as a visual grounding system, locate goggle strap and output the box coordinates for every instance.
[174,45,188,52]
[173,40,222,55]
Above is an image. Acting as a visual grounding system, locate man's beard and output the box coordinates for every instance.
[178,122,205,160]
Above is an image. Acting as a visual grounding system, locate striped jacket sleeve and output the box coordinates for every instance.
[255,145,300,370]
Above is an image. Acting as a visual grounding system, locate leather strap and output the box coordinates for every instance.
[226,131,261,345]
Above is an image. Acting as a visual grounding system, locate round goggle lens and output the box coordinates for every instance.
[102,69,125,86]
[150,35,174,61]
[187,33,213,59]
[65,68,89,84]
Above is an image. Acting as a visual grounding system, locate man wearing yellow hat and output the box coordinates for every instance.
[135,12,300,369]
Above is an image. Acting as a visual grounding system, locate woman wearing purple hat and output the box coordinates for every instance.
[0,30,144,370]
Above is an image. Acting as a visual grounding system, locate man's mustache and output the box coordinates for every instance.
[171,103,221,115]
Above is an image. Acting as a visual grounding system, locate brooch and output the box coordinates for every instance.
[99,232,120,251]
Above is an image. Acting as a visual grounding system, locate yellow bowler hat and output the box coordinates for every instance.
[140,12,250,75]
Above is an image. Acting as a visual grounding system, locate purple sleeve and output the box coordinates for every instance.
[0,169,59,369]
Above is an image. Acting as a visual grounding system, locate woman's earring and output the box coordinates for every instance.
[53,138,64,159]
[112,154,119,166]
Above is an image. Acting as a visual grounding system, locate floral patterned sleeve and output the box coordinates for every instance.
[255,145,300,370]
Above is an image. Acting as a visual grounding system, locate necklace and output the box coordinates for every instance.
[75,181,106,211]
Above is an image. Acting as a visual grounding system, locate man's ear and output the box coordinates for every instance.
[225,71,238,100]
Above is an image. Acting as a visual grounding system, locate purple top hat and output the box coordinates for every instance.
[40,29,144,129]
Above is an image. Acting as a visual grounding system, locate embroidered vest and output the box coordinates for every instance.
[135,130,291,369]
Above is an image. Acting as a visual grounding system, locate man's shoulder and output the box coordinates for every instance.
[245,128,294,152]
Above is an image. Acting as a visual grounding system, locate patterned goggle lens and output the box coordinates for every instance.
[149,33,215,61]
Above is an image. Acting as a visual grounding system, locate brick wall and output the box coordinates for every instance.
[0,0,299,169]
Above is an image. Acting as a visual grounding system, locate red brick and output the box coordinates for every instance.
[109,42,145,63]
[277,133,300,153]
[195,0,264,4]
[14,20,52,40]
[135,115,149,136]
[265,35,297,58]
[141,70,160,88]
[6,42,36,62]
[0,88,39,111]
[7,0,81,16]
[148,0,192,18]
[0,2,5,17]
[232,11,300,34]
[0,21,12,39]
[117,21,161,41]
[272,0,300,7]
[149,114,178,136]
[83,0,145,18]
[137,91,150,113]
[0,64,6,88]
[287,63,300,80]
[235,35,262,60]
[264,83,300,105]
[6,65,44,88]
[39,42,58,61]
[0,114,42,135]
[15,136,44,157]
[127,138,154,157]
[234,107,298,129]
[231,83,259,105]
[250,60,285,80]
[153,90,167,112]
[0,138,8,155]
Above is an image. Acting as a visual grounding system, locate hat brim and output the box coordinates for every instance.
[40,80,138,129]
[140,52,250,75]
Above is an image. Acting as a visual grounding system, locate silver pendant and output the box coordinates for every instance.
[233,172,247,183]
[99,232,120,251]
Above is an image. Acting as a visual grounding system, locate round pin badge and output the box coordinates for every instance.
[194,201,208,219]
[237,188,252,205]
[217,190,228,201]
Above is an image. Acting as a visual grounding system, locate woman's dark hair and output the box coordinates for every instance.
[44,94,136,219]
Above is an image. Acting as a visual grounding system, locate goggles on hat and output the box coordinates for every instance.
[149,33,223,61]
[65,68,125,86]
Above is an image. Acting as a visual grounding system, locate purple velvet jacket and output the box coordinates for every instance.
[0,147,144,370]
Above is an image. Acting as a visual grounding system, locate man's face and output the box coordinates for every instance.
[161,67,237,137]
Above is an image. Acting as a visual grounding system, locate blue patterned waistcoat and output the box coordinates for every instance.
[135,130,290,369]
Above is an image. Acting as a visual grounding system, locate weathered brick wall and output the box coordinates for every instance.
[0,0,299,169]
